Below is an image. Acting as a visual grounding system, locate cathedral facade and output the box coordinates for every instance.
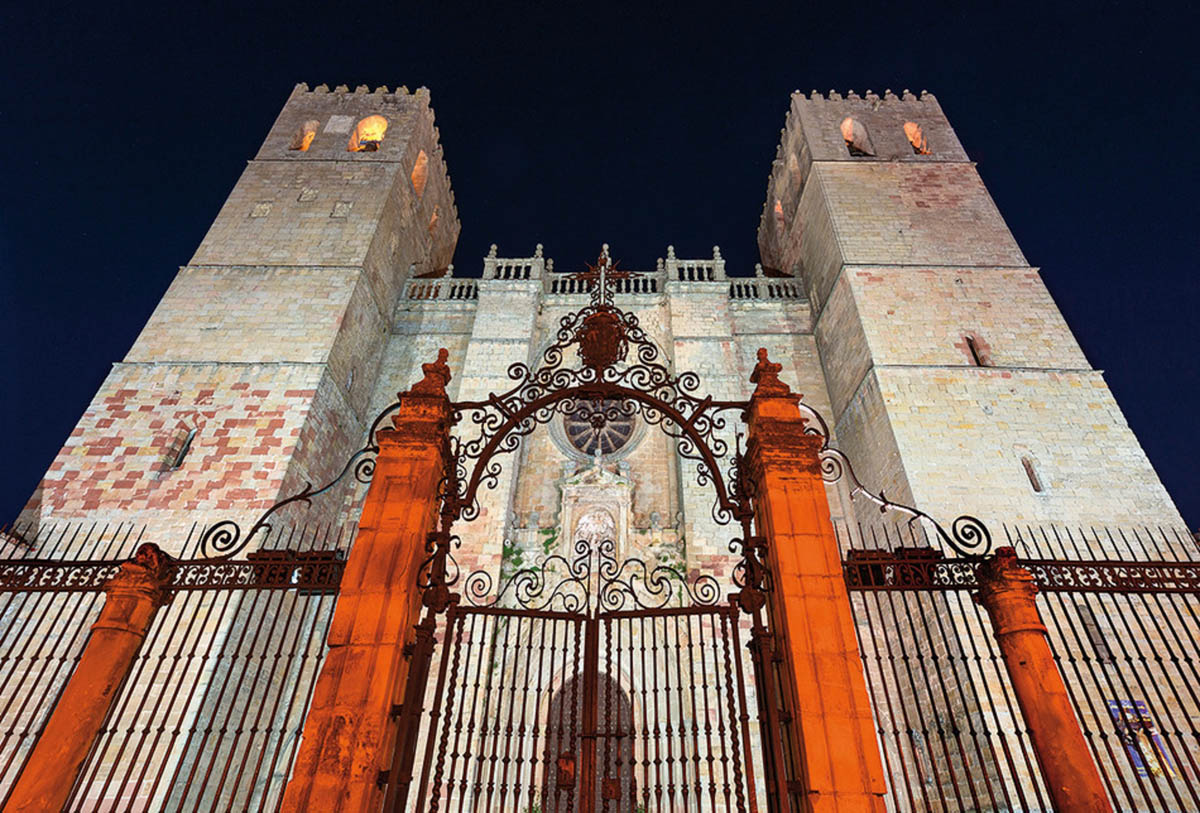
[20,83,1186,557]
[5,84,1196,813]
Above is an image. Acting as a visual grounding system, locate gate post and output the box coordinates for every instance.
[744,350,888,813]
[5,543,175,813]
[974,547,1112,812]
[743,349,886,813]
[281,349,453,813]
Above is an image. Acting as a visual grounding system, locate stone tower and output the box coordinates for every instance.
[758,89,1183,536]
[21,84,459,546]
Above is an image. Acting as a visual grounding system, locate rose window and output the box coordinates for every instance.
[563,400,637,457]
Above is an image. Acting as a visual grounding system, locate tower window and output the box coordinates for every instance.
[411,149,429,199]
[903,121,931,155]
[1021,456,1044,493]
[348,115,388,152]
[840,117,874,156]
[289,120,319,152]
[963,334,991,366]
[429,205,439,235]
[774,198,786,235]
[169,427,198,470]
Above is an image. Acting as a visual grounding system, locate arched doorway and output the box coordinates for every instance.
[542,672,634,813]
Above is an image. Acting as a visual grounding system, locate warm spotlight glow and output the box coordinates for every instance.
[904,121,931,155]
[348,115,388,152]
[289,120,318,151]
[840,116,874,156]
[411,149,429,198]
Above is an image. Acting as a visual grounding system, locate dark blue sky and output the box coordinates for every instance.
[1,2,1197,526]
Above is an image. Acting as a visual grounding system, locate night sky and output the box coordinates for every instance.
[1,2,1197,526]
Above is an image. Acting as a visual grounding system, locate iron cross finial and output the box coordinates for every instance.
[572,247,634,307]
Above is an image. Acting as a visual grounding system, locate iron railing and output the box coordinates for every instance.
[841,522,1200,813]
[0,522,348,813]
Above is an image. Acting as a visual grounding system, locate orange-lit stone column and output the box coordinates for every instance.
[975,548,1112,812]
[281,349,453,813]
[6,543,175,813]
[743,349,886,813]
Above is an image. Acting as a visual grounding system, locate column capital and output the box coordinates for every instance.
[101,543,175,615]
[974,546,1044,636]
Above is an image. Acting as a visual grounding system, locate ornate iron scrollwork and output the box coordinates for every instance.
[440,253,750,531]
[463,538,719,614]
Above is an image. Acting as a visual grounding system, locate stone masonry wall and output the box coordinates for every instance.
[20,83,461,551]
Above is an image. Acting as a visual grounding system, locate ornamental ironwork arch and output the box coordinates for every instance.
[198,245,991,598]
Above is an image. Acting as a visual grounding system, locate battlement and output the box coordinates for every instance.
[792,88,936,104]
[758,87,971,273]
[288,82,430,101]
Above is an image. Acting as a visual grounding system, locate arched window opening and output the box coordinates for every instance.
[289,120,319,152]
[774,198,786,236]
[1021,456,1044,493]
[904,121,931,155]
[963,334,991,367]
[840,117,874,156]
[410,149,429,199]
[428,204,440,235]
[348,115,388,152]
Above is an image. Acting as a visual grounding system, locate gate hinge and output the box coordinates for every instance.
[376,768,390,788]
[402,641,416,659]
[390,703,403,719]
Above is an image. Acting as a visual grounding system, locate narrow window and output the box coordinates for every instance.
[1021,456,1044,493]
[964,334,991,366]
[289,120,319,151]
[170,427,198,470]
[774,198,786,235]
[348,115,388,152]
[428,204,439,235]
[840,117,874,156]
[1077,604,1114,662]
[410,149,429,199]
[903,121,931,155]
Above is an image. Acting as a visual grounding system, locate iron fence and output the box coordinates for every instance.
[3,519,1198,812]
[842,522,1200,813]
[0,522,348,812]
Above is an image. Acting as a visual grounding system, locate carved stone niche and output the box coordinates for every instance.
[558,457,634,558]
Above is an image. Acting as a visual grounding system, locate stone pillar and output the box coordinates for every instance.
[743,349,886,812]
[281,349,453,813]
[975,548,1112,812]
[5,543,175,812]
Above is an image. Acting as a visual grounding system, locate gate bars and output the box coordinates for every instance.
[842,522,1200,812]
[0,521,347,812]
[408,537,760,813]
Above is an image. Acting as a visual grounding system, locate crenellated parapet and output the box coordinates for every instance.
[257,82,460,276]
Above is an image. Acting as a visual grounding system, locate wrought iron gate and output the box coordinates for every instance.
[412,540,759,813]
